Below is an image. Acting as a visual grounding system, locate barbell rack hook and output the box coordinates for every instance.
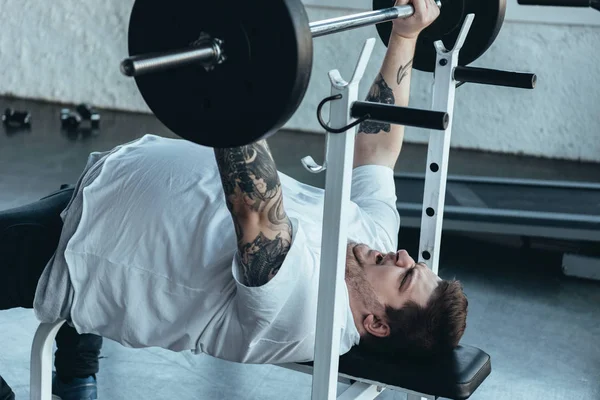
[316,94,370,134]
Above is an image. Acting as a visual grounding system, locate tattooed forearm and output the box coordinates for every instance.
[358,60,413,135]
[359,73,395,134]
[214,141,293,287]
[397,59,413,85]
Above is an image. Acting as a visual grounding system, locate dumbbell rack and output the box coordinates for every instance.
[304,16,475,400]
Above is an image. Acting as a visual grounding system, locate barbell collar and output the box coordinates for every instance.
[351,101,449,131]
[453,66,537,89]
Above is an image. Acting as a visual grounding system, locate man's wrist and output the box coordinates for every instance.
[390,31,419,43]
[387,33,418,57]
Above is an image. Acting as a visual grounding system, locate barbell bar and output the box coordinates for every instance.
[121,1,442,78]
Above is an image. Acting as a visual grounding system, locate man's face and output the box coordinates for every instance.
[349,243,442,310]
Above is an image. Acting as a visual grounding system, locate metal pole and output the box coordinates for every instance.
[120,37,224,77]
[418,15,474,274]
[309,5,415,37]
[310,39,376,400]
[120,2,441,77]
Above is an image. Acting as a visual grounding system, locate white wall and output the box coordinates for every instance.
[1,0,599,161]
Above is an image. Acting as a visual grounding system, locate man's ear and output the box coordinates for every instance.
[363,314,390,338]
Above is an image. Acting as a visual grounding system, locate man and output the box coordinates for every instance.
[0,0,466,397]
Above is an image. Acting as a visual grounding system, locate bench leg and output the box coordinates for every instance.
[337,382,384,399]
[407,394,435,400]
[30,321,66,400]
[562,253,600,281]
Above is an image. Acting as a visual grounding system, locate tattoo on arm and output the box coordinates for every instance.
[397,59,413,85]
[359,73,396,134]
[359,60,413,135]
[214,141,292,286]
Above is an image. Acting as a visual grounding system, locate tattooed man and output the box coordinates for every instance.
[0,0,467,382]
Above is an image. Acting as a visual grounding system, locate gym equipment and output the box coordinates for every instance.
[75,104,101,126]
[285,13,517,399]
[393,173,600,241]
[124,0,313,148]
[60,104,100,133]
[60,109,82,131]
[120,0,511,148]
[317,100,450,133]
[517,0,600,11]
[2,108,31,128]
[289,344,490,400]
[283,12,533,400]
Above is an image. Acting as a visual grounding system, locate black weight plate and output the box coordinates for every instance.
[128,0,313,148]
[373,0,506,72]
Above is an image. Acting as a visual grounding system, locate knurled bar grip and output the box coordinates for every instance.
[120,2,440,77]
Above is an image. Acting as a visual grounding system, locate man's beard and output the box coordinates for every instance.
[345,245,383,312]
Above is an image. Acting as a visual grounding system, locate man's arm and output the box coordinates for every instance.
[354,0,440,169]
[214,141,292,287]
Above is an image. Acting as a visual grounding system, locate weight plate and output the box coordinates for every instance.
[128,0,313,148]
[373,0,506,72]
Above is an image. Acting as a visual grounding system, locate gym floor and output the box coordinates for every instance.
[1,96,599,400]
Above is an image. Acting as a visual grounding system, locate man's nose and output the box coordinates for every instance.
[393,249,414,267]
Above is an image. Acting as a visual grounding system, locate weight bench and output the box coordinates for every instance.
[29,321,490,400]
[283,345,491,400]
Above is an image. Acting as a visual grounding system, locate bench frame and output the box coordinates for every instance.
[29,15,478,400]
[304,15,475,400]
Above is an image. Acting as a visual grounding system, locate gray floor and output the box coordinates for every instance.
[1,97,599,400]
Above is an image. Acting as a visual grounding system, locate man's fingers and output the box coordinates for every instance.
[411,0,427,16]
[423,0,440,21]
[394,0,431,20]
[431,0,441,19]
[391,0,440,37]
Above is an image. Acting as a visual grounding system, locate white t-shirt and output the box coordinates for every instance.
[61,134,400,364]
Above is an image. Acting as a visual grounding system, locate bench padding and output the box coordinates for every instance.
[302,344,491,400]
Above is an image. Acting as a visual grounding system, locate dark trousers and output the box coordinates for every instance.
[0,187,102,399]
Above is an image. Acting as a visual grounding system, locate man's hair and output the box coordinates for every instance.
[359,280,468,359]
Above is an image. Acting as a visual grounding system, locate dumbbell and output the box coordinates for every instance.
[2,108,32,128]
[60,104,101,132]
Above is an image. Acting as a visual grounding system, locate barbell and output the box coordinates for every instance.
[122,0,507,148]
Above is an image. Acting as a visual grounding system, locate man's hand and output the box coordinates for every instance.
[391,0,440,40]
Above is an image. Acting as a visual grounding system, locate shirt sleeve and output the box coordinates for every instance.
[350,164,400,251]
[229,217,320,363]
